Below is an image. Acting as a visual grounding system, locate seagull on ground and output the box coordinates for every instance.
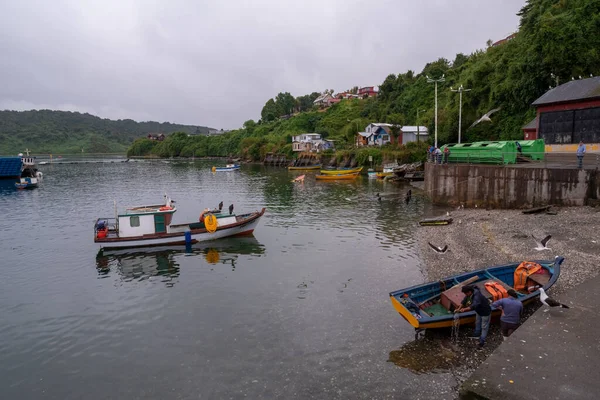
[469,107,501,128]
[428,242,449,254]
[532,235,552,251]
[539,288,570,309]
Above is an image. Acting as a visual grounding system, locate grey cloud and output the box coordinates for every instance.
[0,0,523,129]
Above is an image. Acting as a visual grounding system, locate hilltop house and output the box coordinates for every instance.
[313,93,340,108]
[358,86,378,98]
[292,133,334,152]
[400,126,429,143]
[147,133,165,141]
[355,124,429,146]
[355,123,393,146]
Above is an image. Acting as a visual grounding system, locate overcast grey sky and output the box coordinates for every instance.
[0,0,523,129]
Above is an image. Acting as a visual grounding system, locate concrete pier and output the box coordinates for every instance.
[460,275,600,400]
[424,163,600,208]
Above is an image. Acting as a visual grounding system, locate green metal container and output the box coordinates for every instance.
[516,139,545,160]
[441,141,517,165]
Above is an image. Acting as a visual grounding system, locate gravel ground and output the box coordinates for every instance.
[414,206,600,398]
[417,206,600,293]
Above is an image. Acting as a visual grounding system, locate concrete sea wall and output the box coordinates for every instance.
[424,163,600,208]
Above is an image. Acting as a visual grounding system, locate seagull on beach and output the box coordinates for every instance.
[428,242,449,254]
[539,288,570,309]
[532,235,552,251]
[469,107,501,128]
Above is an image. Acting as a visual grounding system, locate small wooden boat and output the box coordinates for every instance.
[320,167,363,175]
[292,174,306,182]
[212,164,240,172]
[94,195,265,250]
[287,165,322,171]
[389,257,564,336]
[315,172,360,181]
[419,217,453,226]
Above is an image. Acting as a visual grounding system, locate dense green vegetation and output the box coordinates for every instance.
[129,0,600,162]
[0,110,210,155]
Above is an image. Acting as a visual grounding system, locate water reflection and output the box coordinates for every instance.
[96,237,266,285]
[387,335,462,374]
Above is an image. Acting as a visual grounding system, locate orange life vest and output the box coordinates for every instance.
[484,281,509,301]
[514,261,542,291]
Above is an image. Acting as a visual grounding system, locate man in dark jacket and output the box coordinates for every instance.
[456,285,492,348]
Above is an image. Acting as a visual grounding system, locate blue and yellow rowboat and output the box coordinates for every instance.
[389,257,563,337]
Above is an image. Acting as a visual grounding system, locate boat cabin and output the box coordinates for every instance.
[118,204,176,236]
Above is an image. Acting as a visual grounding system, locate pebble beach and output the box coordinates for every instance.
[417,206,600,293]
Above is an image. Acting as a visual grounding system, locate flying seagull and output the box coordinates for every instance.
[539,288,570,309]
[469,107,501,128]
[428,242,448,254]
[532,234,551,251]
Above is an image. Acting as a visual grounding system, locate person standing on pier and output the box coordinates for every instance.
[577,141,586,169]
[456,285,492,349]
[491,289,523,340]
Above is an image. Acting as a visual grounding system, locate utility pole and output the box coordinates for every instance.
[450,85,471,144]
[416,109,426,143]
[427,74,445,147]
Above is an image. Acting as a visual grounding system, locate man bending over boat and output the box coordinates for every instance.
[455,285,491,349]
[491,289,523,340]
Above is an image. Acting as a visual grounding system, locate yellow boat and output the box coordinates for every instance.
[376,171,394,179]
[288,165,322,171]
[315,172,360,181]
[319,167,363,175]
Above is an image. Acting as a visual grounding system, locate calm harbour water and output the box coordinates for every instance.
[0,158,457,399]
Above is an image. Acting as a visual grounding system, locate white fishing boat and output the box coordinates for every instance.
[15,151,43,189]
[94,195,265,250]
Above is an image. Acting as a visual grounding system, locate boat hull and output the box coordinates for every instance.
[320,167,363,175]
[212,165,240,172]
[389,257,563,330]
[96,209,265,249]
[315,173,360,180]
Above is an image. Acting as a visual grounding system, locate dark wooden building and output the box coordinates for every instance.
[526,77,600,146]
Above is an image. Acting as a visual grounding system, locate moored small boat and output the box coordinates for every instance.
[292,174,306,182]
[212,164,240,172]
[288,165,322,171]
[389,257,564,336]
[94,195,265,250]
[315,172,360,181]
[419,217,453,226]
[320,166,363,175]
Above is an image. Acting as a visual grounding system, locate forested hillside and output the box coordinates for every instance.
[0,110,210,154]
[129,0,600,160]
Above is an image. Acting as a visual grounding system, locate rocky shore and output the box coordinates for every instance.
[413,206,599,398]
[417,206,600,293]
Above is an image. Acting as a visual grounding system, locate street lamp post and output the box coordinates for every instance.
[450,85,471,144]
[416,109,426,143]
[426,74,445,148]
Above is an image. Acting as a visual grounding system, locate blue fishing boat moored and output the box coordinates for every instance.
[389,257,564,338]
[211,164,240,172]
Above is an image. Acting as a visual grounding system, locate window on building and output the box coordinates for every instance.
[130,216,140,227]
[382,135,389,141]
